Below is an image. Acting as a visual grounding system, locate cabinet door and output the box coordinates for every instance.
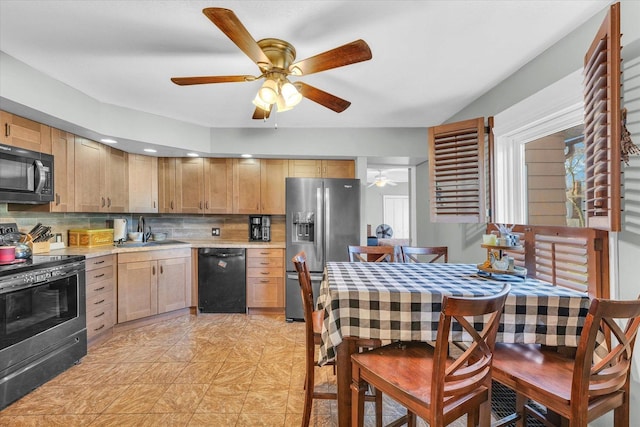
[74,137,105,212]
[0,110,52,153]
[157,257,190,314]
[129,154,158,213]
[176,157,205,213]
[117,260,158,323]
[204,158,233,213]
[50,129,75,212]
[260,159,288,214]
[288,159,322,177]
[158,158,177,213]
[105,147,128,212]
[322,160,355,178]
[233,158,261,214]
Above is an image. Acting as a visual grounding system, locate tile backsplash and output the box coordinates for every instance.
[0,204,284,244]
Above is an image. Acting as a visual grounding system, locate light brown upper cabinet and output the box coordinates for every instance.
[260,159,288,214]
[175,157,206,214]
[171,158,233,214]
[50,128,75,212]
[583,2,621,232]
[0,110,51,154]
[288,159,355,178]
[204,158,233,214]
[158,157,177,213]
[74,137,128,212]
[233,158,261,214]
[128,154,158,213]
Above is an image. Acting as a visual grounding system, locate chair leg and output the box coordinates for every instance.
[515,392,526,427]
[613,385,630,427]
[351,367,367,427]
[373,386,382,427]
[302,370,314,427]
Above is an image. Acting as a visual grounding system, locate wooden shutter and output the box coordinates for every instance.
[583,2,621,231]
[428,117,486,223]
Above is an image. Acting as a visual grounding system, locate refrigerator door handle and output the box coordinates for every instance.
[325,187,330,259]
[315,187,323,266]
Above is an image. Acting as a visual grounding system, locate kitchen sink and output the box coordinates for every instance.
[114,239,187,248]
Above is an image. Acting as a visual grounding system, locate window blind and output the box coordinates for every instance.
[583,2,622,231]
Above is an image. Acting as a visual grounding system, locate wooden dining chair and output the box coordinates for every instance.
[492,296,640,427]
[401,246,448,263]
[291,251,383,427]
[351,283,511,427]
[348,245,395,262]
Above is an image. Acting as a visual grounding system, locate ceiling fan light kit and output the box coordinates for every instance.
[171,7,372,120]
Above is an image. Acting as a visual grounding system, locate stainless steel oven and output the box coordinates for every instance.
[0,254,86,410]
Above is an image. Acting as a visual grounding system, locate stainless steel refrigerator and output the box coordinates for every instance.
[285,177,361,321]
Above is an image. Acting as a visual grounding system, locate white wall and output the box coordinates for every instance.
[365,182,409,236]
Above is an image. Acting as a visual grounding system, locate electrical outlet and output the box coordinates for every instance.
[211,227,220,236]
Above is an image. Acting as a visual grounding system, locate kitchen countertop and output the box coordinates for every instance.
[47,239,285,258]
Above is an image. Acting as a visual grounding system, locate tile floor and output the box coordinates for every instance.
[0,313,424,427]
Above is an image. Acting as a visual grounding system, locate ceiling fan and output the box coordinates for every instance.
[171,8,372,120]
[368,170,399,188]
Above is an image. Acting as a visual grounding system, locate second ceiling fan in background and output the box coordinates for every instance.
[171,8,372,120]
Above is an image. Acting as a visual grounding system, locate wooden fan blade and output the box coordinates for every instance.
[289,39,372,76]
[295,82,351,113]
[203,8,272,68]
[171,75,254,86]
[252,105,272,120]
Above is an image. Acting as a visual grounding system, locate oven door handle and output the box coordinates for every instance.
[34,160,47,194]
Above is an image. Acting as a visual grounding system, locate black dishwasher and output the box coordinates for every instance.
[198,248,246,313]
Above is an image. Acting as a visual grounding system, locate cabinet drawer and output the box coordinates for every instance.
[85,265,114,286]
[86,277,114,296]
[247,248,282,258]
[85,255,115,271]
[246,257,283,268]
[247,267,283,278]
[87,304,114,338]
[87,291,112,311]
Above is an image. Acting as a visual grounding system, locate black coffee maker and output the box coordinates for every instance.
[249,215,271,242]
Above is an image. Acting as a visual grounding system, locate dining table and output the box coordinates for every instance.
[316,261,595,427]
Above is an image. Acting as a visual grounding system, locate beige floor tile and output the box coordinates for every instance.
[173,362,223,384]
[195,390,247,414]
[61,385,130,414]
[141,412,194,426]
[242,391,290,415]
[157,344,197,362]
[208,361,257,392]
[135,361,188,383]
[237,412,286,426]
[88,413,148,426]
[187,412,239,426]
[103,384,169,413]
[151,383,209,413]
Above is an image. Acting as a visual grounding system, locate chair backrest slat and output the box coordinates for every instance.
[432,284,510,413]
[348,245,395,263]
[401,246,448,263]
[571,296,640,418]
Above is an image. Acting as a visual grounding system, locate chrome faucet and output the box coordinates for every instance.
[137,216,150,242]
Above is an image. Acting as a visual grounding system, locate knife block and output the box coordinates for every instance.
[23,233,51,254]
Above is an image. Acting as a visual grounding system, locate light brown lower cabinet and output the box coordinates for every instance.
[85,255,116,342]
[246,248,284,310]
[117,248,191,323]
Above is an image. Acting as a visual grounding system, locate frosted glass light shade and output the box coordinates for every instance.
[258,79,278,104]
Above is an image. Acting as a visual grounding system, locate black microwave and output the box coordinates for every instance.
[0,143,54,204]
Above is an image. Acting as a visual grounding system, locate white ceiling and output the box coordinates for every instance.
[0,0,611,131]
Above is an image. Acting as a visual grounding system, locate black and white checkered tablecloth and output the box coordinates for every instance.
[317,262,592,364]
